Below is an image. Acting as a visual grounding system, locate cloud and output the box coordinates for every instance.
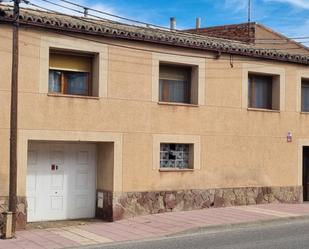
[281,18,309,37]
[20,0,160,26]
[264,0,309,9]
[223,0,248,13]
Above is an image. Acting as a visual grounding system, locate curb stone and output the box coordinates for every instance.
[66,215,309,249]
[168,214,309,237]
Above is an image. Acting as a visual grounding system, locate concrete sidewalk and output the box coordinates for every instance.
[1,203,309,249]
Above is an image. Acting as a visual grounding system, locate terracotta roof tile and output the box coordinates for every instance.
[0,6,308,65]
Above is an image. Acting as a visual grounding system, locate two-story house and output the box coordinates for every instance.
[0,5,309,230]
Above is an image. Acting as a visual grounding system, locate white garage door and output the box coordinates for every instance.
[26,142,96,222]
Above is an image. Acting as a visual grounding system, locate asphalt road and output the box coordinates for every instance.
[81,219,309,249]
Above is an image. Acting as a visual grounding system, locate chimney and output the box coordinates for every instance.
[196,17,201,29]
[170,17,176,30]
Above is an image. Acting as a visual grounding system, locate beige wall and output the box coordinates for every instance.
[0,26,12,196]
[97,142,114,191]
[0,25,309,196]
[255,25,309,55]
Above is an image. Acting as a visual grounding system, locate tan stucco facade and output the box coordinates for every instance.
[254,24,309,55]
[0,24,309,224]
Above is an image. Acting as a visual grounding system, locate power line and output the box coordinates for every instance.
[23,0,229,42]
[41,0,309,50]
[189,33,309,44]
[58,0,309,43]
[58,0,309,45]
[34,0,309,44]
[35,0,85,15]
[32,0,172,32]
[21,0,183,43]
[18,0,309,50]
[56,0,309,43]
[25,23,309,64]
[2,30,306,70]
[58,0,171,31]
[255,41,309,44]
[14,0,309,47]
[0,19,307,76]
[190,34,309,45]
[254,37,309,41]
[17,0,309,53]
[0,31,304,80]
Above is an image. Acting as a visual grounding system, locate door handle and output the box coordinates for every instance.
[51,164,59,171]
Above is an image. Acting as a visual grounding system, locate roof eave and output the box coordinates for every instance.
[0,16,308,66]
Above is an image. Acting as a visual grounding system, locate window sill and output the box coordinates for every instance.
[247,107,280,113]
[159,168,194,172]
[300,111,309,114]
[47,93,100,100]
[158,101,198,107]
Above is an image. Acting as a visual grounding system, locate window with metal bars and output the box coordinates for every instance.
[160,143,193,169]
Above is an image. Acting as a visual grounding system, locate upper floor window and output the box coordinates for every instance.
[159,63,197,104]
[302,78,309,112]
[49,50,94,96]
[248,73,280,110]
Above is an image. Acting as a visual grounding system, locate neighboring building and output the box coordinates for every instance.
[186,22,309,55]
[0,6,309,230]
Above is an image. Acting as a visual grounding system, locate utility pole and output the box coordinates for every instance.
[247,0,251,43]
[248,0,251,23]
[4,0,20,239]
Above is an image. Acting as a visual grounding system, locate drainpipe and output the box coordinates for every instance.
[4,0,20,239]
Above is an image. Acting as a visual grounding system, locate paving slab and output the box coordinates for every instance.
[1,203,309,249]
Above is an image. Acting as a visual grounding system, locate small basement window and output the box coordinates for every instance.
[159,63,198,104]
[49,50,94,96]
[160,143,193,169]
[302,78,309,112]
[248,73,280,110]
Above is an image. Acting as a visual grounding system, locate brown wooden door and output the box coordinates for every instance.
[303,147,309,201]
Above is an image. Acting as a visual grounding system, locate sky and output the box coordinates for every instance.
[22,0,309,38]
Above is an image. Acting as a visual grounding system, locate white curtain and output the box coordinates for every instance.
[48,70,61,93]
[169,80,187,103]
[159,79,188,103]
[249,76,272,109]
[255,77,271,108]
